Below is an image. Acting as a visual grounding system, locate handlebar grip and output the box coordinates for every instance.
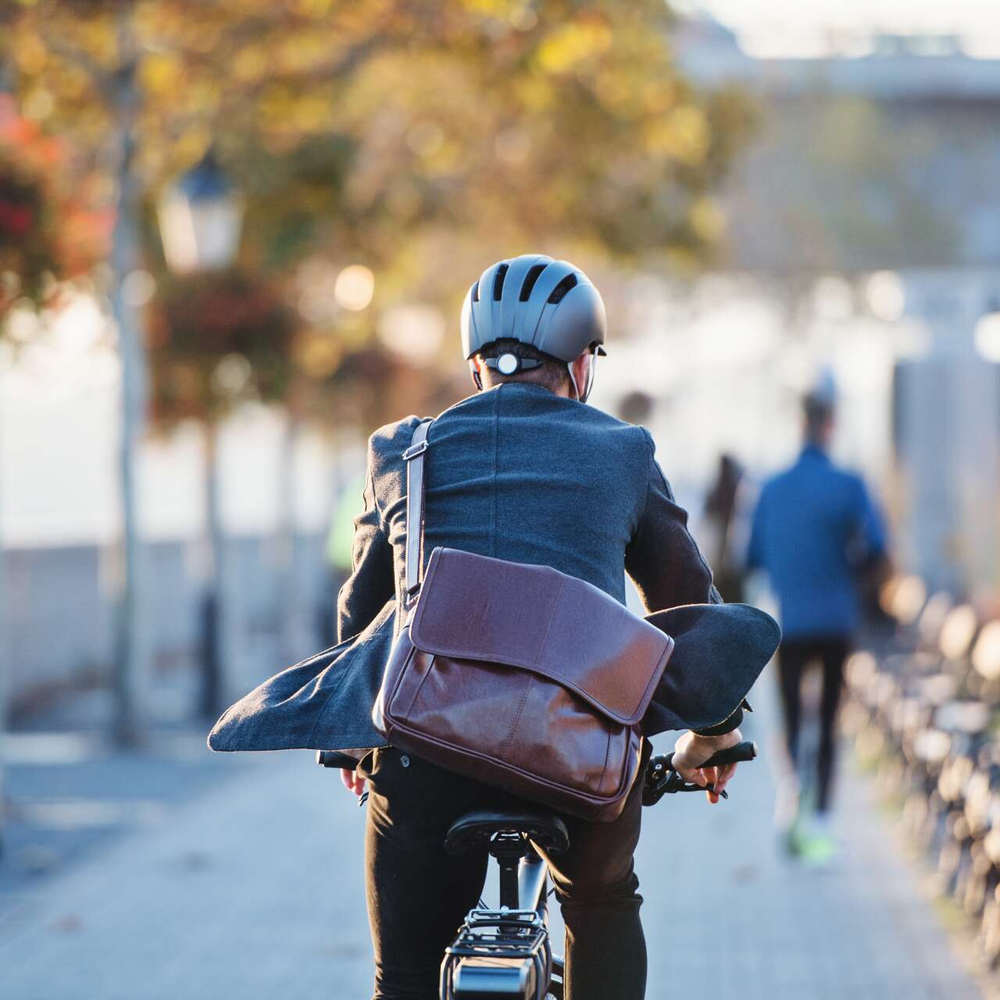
[697,740,757,769]
[643,740,758,806]
[316,750,360,770]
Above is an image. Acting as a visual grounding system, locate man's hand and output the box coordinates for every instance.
[670,728,742,804]
[341,768,367,797]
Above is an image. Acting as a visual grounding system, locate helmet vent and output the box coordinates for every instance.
[547,274,577,304]
[519,264,548,301]
[472,280,480,302]
[492,263,510,301]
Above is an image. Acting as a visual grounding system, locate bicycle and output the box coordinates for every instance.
[319,739,756,999]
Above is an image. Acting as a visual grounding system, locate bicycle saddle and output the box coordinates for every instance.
[445,809,570,856]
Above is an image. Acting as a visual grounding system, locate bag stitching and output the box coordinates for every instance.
[499,673,533,760]
[533,576,566,667]
[395,646,434,723]
[597,728,613,794]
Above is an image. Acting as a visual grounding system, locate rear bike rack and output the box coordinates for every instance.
[440,908,552,1000]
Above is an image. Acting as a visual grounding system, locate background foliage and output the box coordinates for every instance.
[4,0,755,428]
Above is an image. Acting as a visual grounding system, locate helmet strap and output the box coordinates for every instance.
[566,363,581,402]
[568,350,598,404]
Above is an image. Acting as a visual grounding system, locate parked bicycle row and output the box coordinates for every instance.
[844,574,1000,967]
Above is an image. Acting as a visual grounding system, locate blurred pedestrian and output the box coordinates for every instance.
[747,382,887,862]
[701,453,750,603]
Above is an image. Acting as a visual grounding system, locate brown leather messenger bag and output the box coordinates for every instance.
[372,419,675,822]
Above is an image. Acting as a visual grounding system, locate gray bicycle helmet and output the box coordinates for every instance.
[461,254,607,401]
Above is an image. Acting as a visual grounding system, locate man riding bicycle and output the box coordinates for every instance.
[335,255,743,1000]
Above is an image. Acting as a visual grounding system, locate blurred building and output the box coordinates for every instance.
[601,16,1000,597]
[0,340,367,714]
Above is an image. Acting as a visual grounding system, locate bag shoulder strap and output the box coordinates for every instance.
[401,419,433,607]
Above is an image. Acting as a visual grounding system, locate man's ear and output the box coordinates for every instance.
[569,352,591,400]
[469,357,484,391]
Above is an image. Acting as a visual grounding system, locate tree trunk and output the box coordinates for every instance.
[0,56,12,854]
[0,370,8,853]
[109,12,147,746]
[277,412,300,665]
[200,424,226,718]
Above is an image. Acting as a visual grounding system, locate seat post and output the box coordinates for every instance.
[491,832,525,909]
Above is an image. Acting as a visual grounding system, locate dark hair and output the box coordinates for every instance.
[803,391,834,441]
[476,338,569,393]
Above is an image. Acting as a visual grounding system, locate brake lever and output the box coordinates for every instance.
[643,740,757,806]
[642,751,729,806]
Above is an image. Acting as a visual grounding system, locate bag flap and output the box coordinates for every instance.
[409,548,673,726]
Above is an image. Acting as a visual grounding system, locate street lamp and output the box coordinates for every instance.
[158,152,243,275]
[158,152,243,718]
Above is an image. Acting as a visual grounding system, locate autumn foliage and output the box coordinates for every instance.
[5,0,755,425]
[0,94,111,315]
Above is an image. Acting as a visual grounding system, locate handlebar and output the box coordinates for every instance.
[643,740,757,806]
[669,740,758,771]
[317,750,361,770]
[321,740,759,809]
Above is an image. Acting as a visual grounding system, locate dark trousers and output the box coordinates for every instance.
[776,636,850,814]
[358,745,648,1000]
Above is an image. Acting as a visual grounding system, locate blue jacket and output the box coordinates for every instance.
[209,384,778,755]
[747,446,886,640]
[338,383,719,642]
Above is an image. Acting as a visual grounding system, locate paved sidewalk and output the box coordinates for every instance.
[0,688,987,999]
[638,718,984,1000]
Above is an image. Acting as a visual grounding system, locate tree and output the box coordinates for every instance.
[9,0,753,307]
[0,95,108,318]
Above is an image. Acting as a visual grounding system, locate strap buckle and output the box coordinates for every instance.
[402,439,428,461]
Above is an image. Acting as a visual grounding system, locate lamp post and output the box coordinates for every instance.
[158,152,243,276]
[158,152,243,717]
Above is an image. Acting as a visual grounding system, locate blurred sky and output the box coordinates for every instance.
[687,0,998,33]
[684,0,1000,58]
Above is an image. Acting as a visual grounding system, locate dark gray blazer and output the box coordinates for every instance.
[210,384,776,754]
